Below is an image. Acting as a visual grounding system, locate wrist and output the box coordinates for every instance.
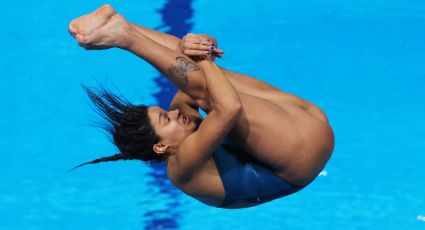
[197,59,216,69]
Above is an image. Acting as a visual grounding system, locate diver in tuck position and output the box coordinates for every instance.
[68,5,335,208]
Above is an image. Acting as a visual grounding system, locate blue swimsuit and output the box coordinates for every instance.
[212,137,305,207]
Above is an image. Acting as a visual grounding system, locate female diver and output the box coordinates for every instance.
[69,5,335,209]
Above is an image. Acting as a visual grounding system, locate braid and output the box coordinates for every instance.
[68,153,133,172]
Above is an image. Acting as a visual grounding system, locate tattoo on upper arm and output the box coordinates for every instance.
[167,56,200,90]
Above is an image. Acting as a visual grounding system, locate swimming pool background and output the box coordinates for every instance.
[0,0,424,229]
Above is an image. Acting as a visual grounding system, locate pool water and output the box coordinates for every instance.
[0,0,424,229]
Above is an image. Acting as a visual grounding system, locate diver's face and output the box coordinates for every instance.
[148,106,196,148]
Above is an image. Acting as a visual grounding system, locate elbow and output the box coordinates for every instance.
[219,102,242,119]
[232,102,242,114]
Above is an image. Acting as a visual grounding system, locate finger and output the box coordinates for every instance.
[185,43,214,51]
[213,48,225,54]
[202,38,215,45]
[208,43,224,54]
[198,36,214,45]
[187,33,206,41]
[184,37,213,46]
[213,52,223,58]
[200,38,212,45]
[185,36,213,45]
[184,49,211,56]
[185,33,196,38]
[184,37,202,44]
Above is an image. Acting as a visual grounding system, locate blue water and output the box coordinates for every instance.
[1,0,424,229]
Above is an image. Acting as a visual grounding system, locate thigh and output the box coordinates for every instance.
[221,68,312,110]
[229,93,313,171]
[222,68,329,124]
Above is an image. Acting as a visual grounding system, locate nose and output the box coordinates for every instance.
[169,109,180,119]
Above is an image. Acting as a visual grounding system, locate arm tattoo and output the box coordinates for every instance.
[167,56,200,91]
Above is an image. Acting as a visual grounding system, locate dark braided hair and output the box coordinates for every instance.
[68,153,132,171]
[69,85,165,171]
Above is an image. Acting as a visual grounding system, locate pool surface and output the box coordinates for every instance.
[0,0,424,229]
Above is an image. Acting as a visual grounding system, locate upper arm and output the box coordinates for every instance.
[169,90,198,111]
[170,105,242,181]
[169,90,211,115]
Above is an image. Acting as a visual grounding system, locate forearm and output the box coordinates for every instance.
[197,61,241,112]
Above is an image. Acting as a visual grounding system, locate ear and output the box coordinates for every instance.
[153,143,168,155]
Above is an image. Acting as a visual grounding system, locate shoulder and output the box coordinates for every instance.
[165,153,208,187]
[165,144,204,184]
[165,155,189,184]
[166,154,226,207]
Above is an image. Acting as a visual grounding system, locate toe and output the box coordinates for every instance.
[68,22,79,37]
[76,34,85,44]
[95,4,116,18]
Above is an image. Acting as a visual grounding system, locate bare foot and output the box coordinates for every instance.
[76,14,134,50]
[68,4,116,38]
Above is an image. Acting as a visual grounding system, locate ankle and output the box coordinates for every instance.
[123,25,145,50]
